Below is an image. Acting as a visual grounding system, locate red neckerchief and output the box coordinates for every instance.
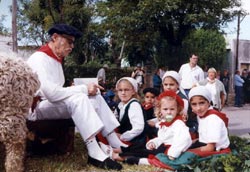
[159,115,183,128]
[200,109,228,127]
[37,44,63,63]
[142,102,154,110]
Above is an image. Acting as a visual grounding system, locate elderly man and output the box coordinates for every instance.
[27,24,124,170]
[179,54,204,96]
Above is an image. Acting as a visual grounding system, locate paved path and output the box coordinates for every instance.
[222,104,250,138]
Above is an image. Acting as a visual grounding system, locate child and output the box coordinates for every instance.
[114,77,147,147]
[122,90,192,165]
[142,87,160,139]
[162,71,198,137]
[188,86,230,151]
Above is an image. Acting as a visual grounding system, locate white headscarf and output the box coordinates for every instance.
[116,77,138,92]
[189,86,212,103]
[162,70,180,85]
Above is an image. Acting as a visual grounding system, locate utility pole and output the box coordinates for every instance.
[235,10,247,70]
[12,0,18,53]
[235,12,240,70]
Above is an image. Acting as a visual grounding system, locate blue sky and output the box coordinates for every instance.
[0,0,250,41]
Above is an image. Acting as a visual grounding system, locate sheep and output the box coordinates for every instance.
[0,55,40,172]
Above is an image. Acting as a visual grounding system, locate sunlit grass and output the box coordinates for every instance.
[0,134,162,172]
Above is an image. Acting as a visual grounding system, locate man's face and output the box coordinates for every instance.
[53,33,75,58]
[190,55,198,65]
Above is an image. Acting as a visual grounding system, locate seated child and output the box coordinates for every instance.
[162,71,198,138]
[188,86,230,151]
[120,90,192,165]
[142,87,160,139]
[114,77,147,147]
[100,77,146,161]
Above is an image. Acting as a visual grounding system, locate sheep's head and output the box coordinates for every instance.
[0,56,40,118]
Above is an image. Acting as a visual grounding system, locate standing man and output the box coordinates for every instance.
[234,70,245,107]
[27,24,124,170]
[220,69,230,105]
[179,54,204,96]
[97,64,109,85]
[131,63,145,90]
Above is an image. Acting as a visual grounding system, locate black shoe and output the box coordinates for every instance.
[88,156,122,170]
[124,157,139,165]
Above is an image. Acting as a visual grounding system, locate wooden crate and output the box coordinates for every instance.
[26,119,75,155]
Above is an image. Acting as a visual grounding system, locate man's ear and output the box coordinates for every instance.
[51,33,59,42]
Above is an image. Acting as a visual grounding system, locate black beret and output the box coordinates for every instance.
[143,87,160,96]
[48,23,82,38]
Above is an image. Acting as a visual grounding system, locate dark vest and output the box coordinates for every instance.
[117,100,147,145]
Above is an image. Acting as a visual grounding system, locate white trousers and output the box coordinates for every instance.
[28,93,120,141]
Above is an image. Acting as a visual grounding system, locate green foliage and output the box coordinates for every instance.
[17,0,109,64]
[16,0,243,67]
[0,15,10,35]
[178,136,250,172]
[96,0,241,68]
[182,29,227,69]
[64,61,133,87]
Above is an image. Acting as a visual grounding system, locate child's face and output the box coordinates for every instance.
[117,80,136,104]
[162,77,179,92]
[160,98,178,122]
[190,96,210,117]
[144,92,156,105]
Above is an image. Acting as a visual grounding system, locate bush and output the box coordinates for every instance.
[178,136,250,172]
[64,63,133,88]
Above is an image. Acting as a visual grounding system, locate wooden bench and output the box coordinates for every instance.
[26,119,75,155]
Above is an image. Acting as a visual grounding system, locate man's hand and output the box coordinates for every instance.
[87,83,104,96]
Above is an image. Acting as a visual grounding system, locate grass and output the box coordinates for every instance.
[1,134,249,172]
[0,134,162,172]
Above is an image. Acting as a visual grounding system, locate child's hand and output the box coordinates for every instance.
[182,114,188,122]
[146,142,156,150]
[147,120,155,127]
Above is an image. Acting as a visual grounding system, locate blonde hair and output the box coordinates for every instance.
[116,79,140,99]
[154,96,183,119]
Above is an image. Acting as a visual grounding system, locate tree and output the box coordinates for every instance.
[182,29,227,70]
[0,15,9,35]
[17,0,108,64]
[96,0,241,68]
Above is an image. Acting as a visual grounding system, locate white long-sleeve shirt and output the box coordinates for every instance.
[117,98,145,141]
[27,51,88,102]
[198,107,230,151]
[146,119,192,158]
[179,63,204,89]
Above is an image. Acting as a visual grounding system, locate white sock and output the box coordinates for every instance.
[138,158,150,165]
[106,132,128,148]
[99,142,113,158]
[85,137,108,161]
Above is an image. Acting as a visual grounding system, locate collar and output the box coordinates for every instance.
[200,108,228,127]
[142,102,154,110]
[37,44,63,63]
[207,77,216,84]
[159,115,183,128]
